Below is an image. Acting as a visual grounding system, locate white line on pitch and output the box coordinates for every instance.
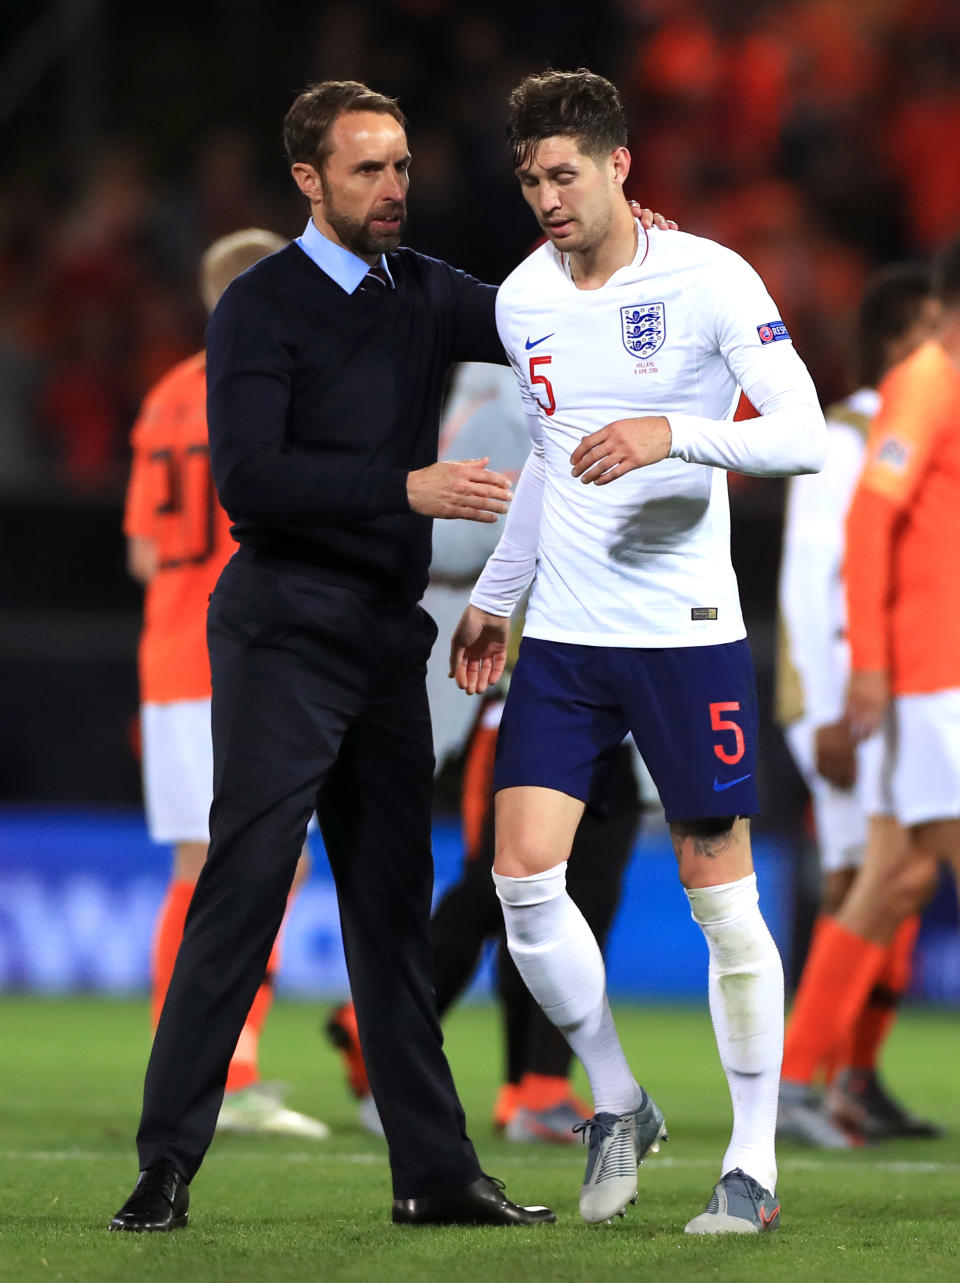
[6,1150,960,1175]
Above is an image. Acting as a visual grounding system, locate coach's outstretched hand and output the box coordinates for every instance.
[629,203,679,231]
[449,604,510,694]
[571,415,672,484]
[408,457,512,521]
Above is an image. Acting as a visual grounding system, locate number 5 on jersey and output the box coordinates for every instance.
[529,355,556,416]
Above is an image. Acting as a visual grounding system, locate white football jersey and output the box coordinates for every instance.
[472,223,825,647]
[778,387,878,725]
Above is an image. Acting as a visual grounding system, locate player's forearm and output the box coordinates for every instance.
[469,446,544,616]
[845,487,895,674]
[667,397,826,477]
[126,535,158,586]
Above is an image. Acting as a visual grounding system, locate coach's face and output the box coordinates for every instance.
[293,110,410,261]
[517,135,629,256]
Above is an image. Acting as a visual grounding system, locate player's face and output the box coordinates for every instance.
[313,111,410,256]
[516,136,627,254]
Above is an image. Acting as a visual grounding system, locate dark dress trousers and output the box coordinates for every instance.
[135,242,504,1199]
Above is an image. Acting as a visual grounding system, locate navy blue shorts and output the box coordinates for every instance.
[494,637,759,822]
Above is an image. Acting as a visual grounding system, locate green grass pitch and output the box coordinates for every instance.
[2,996,959,1282]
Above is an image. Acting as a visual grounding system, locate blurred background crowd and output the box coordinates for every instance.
[1,0,959,996]
[4,0,960,499]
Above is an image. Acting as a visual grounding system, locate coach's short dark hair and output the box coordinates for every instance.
[506,69,628,171]
[857,262,932,387]
[933,234,960,310]
[283,80,406,170]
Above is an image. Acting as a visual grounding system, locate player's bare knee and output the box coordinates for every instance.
[671,816,752,888]
[291,847,312,892]
[892,855,939,916]
[670,815,739,868]
[822,867,856,916]
[915,858,940,909]
[173,840,208,882]
[493,842,567,880]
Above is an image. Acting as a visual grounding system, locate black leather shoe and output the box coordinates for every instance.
[392,1173,555,1226]
[108,1164,189,1232]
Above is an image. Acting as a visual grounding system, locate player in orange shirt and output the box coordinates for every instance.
[779,234,960,1119]
[124,228,328,1140]
[776,265,943,1146]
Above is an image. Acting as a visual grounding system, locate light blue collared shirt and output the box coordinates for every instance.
[295,218,394,294]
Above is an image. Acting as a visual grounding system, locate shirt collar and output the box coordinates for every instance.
[295,217,394,294]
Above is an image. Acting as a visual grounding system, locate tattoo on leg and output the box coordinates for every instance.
[670,816,742,862]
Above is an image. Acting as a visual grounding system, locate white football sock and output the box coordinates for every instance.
[494,863,640,1116]
[686,872,783,1194]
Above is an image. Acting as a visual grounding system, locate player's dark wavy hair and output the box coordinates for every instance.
[506,69,628,171]
[283,80,406,170]
[856,262,932,387]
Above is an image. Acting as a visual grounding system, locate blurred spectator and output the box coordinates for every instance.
[0,0,957,495]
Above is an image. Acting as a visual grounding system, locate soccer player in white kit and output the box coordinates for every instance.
[450,70,827,1234]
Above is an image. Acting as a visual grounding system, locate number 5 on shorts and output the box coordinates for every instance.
[710,701,745,765]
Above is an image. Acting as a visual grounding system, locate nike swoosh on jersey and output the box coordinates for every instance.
[713,773,752,792]
[525,332,555,349]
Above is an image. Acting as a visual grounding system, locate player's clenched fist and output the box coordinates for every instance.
[814,718,858,789]
[570,415,672,484]
[449,604,510,694]
[407,457,513,521]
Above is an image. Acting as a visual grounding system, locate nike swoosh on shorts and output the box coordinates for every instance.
[713,773,752,792]
[525,333,555,349]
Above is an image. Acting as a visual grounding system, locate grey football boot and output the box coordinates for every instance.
[505,1100,586,1144]
[684,1167,780,1235]
[828,1068,947,1140]
[574,1089,667,1223]
[778,1078,859,1148]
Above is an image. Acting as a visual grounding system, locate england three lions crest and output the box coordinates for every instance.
[621,303,665,359]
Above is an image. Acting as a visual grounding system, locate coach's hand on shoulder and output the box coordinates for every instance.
[628,202,679,231]
[571,416,672,485]
[846,669,889,742]
[814,718,858,789]
[449,604,510,695]
[408,457,512,522]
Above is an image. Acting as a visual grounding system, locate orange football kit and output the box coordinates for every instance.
[846,339,960,696]
[783,340,960,1093]
[124,352,235,705]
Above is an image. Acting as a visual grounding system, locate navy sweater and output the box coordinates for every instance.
[206,242,504,605]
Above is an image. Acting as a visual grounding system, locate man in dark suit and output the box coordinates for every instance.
[109,79,554,1232]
